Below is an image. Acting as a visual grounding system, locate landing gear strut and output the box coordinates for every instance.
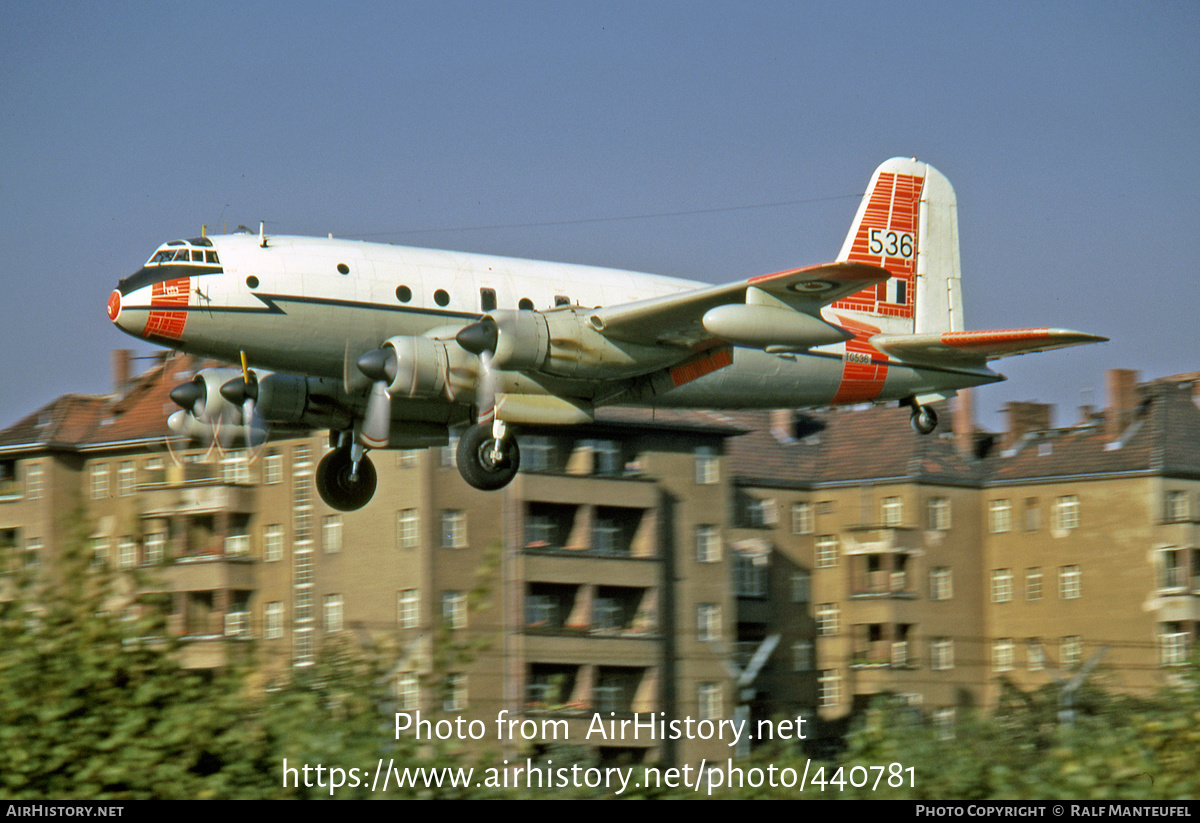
[456,423,520,491]
[316,440,378,511]
[910,404,938,435]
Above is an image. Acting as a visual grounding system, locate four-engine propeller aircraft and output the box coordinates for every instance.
[108,158,1105,510]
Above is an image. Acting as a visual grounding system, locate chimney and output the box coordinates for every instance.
[1003,401,1053,450]
[112,349,132,395]
[1104,369,1140,442]
[770,409,795,443]
[952,390,975,459]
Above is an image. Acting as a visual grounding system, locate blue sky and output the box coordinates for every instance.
[1,1,1197,431]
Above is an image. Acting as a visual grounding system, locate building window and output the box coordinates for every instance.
[1053,495,1080,531]
[744,496,776,528]
[1165,491,1189,523]
[324,594,343,633]
[991,569,1013,603]
[1059,565,1081,600]
[1159,623,1188,666]
[521,436,555,473]
[441,510,466,549]
[592,517,621,554]
[395,673,419,712]
[1157,550,1183,590]
[929,567,953,601]
[398,589,419,629]
[442,591,467,630]
[293,629,314,668]
[90,463,109,500]
[118,537,137,570]
[322,515,343,554]
[695,525,721,563]
[694,446,719,485]
[91,538,109,568]
[815,535,838,568]
[1021,566,1048,605]
[222,450,250,485]
[927,497,951,531]
[816,603,839,636]
[698,683,722,720]
[117,462,135,497]
[144,532,165,565]
[734,553,767,597]
[25,538,42,569]
[931,638,954,671]
[989,499,1011,533]
[993,639,1014,672]
[264,524,283,562]
[591,440,621,476]
[791,571,811,603]
[1061,636,1082,667]
[25,462,43,500]
[264,451,283,485]
[293,445,313,542]
[696,604,720,642]
[264,602,284,640]
[398,509,419,549]
[792,640,813,672]
[444,674,467,712]
[1024,498,1041,531]
[881,497,903,527]
[792,502,814,535]
[818,670,840,709]
[1027,639,1045,671]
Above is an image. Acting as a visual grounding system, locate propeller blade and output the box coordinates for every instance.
[357,346,399,449]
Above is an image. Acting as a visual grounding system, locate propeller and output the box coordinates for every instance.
[218,352,269,448]
[455,320,499,426]
[356,346,398,449]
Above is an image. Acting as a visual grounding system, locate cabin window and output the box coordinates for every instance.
[246,276,259,289]
[480,288,497,312]
[434,289,450,307]
[396,285,412,303]
[518,298,534,310]
[337,263,350,275]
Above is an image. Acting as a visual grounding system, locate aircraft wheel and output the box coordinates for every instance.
[315,447,378,511]
[457,424,520,491]
[911,405,938,435]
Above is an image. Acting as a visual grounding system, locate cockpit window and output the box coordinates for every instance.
[146,241,219,267]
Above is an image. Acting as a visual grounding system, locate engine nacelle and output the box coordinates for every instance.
[486,309,674,380]
[380,335,450,399]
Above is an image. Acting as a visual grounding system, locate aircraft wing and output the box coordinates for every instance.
[873,328,1109,367]
[590,262,890,346]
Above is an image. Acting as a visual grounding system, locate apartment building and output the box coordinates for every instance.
[1,351,1196,758]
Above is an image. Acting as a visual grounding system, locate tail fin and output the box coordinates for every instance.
[833,158,963,335]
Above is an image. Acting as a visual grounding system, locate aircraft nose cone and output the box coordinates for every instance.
[107,290,121,322]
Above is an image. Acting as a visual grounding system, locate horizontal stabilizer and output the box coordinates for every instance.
[874,328,1108,367]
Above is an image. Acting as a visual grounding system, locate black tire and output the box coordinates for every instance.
[315,448,378,511]
[910,406,938,435]
[456,424,520,491]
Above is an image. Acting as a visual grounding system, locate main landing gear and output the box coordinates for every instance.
[457,422,521,491]
[316,438,378,511]
[909,403,938,435]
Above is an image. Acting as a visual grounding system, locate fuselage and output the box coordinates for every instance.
[109,232,999,417]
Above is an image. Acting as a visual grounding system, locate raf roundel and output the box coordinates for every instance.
[107,290,121,322]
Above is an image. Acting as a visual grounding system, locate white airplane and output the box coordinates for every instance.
[108,158,1105,510]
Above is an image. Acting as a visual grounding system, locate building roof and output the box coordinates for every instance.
[0,354,199,454]
[988,378,1200,483]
